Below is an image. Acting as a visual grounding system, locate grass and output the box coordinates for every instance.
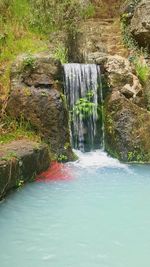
[54,45,68,64]
[134,61,150,85]
[0,0,95,101]
[0,27,49,99]
[0,116,41,145]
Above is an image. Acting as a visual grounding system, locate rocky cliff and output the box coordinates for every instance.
[6,53,75,162]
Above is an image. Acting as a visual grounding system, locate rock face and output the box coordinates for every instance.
[130,0,150,49]
[104,55,150,162]
[0,140,50,199]
[6,53,75,161]
[105,91,150,162]
[105,55,144,107]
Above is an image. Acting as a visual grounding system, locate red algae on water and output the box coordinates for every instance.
[36,162,73,182]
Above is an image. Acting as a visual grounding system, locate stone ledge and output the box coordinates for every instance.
[0,139,50,199]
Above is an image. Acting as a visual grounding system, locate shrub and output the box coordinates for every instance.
[29,0,95,34]
[134,60,149,85]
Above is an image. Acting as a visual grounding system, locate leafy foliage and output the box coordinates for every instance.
[22,54,36,70]
[71,91,96,119]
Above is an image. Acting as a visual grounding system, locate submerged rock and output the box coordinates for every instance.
[0,140,50,199]
[6,53,75,161]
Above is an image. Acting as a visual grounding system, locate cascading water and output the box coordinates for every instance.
[63,63,104,152]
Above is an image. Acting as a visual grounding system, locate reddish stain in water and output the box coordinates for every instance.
[36,161,73,182]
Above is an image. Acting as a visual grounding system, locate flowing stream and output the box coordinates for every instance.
[1,152,150,267]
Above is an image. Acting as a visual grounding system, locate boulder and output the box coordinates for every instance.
[105,90,150,162]
[130,0,150,49]
[105,55,133,87]
[121,84,134,98]
[6,53,75,161]
[0,140,50,199]
[11,53,61,89]
[104,55,143,99]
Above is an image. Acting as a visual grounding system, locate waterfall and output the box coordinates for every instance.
[63,63,104,152]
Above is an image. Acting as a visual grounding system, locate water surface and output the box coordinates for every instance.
[0,151,150,267]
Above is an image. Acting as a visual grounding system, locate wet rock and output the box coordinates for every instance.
[0,140,50,199]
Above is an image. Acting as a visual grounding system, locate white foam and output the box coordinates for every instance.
[71,150,128,169]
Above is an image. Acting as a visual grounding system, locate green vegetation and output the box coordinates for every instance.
[71,90,96,119]
[22,54,36,70]
[121,0,150,86]
[0,115,41,145]
[1,151,18,161]
[54,45,68,64]
[121,0,142,51]
[121,14,138,51]
[16,178,24,188]
[127,150,146,163]
[57,154,68,162]
[134,60,149,85]
[0,0,95,146]
[0,0,94,95]
[128,54,150,85]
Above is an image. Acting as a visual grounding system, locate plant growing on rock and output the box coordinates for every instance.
[120,0,142,50]
[134,60,150,85]
[22,54,36,70]
[71,90,96,119]
[57,154,68,162]
[129,54,150,85]
[0,115,40,145]
[54,45,68,64]
[1,151,18,161]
